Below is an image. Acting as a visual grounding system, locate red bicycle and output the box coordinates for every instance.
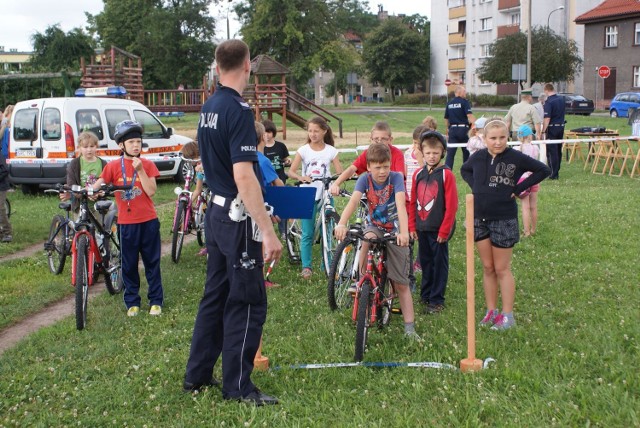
[345,227,399,362]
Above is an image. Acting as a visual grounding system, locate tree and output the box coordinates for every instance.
[311,40,361,105]
[29,25,95,72]
[477,26,583,87]
[236,0,338,89]
[362,19,429,102]
[329,0,380,38]
[87,0,216,89]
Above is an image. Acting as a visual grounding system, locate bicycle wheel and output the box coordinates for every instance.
[46,215,68,275]
[286,219,302,264]
[171,200,187,263]
[195,200,206,247]
[75,235,90,331]
[327,236,358,310]
[103,216,123,295]
[321,211,340,277]
[354,280,372,362]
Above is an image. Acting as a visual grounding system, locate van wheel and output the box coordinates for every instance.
[21,184,39,195]
[174,159,193,183]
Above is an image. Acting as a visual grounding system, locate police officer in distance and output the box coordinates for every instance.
[183,39,282,406]
[541,82,565,180]
[444,85,475,169]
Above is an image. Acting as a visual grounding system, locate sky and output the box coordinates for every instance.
[0,0,431,52]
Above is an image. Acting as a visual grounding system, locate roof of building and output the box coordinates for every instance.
[250,55,290,75]
[344,31,362,42]
[575,0,640,24]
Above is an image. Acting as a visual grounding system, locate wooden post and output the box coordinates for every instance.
[460,194,483,373]
[254,335,269,371]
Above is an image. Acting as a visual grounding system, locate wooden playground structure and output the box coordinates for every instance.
[80,48,342,138]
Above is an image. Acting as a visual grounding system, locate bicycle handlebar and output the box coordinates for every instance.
[291,174,341,187]
[344,225,399,245]
[47,183,131,198]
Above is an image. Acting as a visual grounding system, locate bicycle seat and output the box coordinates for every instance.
[95,200,113,214]
[58,201,72,211]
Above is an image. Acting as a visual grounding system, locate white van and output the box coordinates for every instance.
[8,90,192,194]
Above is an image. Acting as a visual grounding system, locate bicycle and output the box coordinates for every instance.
[44,183,127,330]
[327,189,369,311]
[170,156,210,263]
[342,227,398,362]
[285,175,341,277]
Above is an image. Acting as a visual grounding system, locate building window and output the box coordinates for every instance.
[448,0,465,7]
[481,44,491,58]
[635,23,640,45]
[633,66,640,88]
[605,25,618,48]
[480,18,492,31]
[479,0,492,3]
[511,13,520,26]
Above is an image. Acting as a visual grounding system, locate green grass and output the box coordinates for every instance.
[0,149,638,426]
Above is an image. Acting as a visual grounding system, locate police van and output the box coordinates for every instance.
[7,86,192,194]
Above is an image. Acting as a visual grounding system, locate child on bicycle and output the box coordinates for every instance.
[460,118,550,330]
[287,116,342,280]
[94,120,164,317]
[515,124,541,237]
[335,143,421,341]
[62,131,108,213]
[0,148,11,243]
[409,131,459,314]
[181,141,208,256]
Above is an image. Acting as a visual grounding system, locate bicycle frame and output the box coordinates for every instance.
[70,201,112,287]
[351,244,387,324]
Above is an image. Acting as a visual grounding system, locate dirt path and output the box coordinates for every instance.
[0,235,195,356]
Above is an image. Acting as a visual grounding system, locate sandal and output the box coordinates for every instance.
[301,268,312,280]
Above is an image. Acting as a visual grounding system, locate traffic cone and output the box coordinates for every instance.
[254,335,269,371]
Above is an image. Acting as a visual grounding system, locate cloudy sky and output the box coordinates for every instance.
[0,0,431,52]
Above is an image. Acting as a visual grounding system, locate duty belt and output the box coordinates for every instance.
[548,124,564,127]
[449,124,469,128]
[212,194,234,209]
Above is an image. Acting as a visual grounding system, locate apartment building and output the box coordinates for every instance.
[0,47,31,73]
[431,0,602,96]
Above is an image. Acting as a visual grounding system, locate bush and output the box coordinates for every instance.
[393,92,517,107]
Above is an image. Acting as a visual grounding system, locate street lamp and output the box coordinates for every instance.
[547,6,565,29]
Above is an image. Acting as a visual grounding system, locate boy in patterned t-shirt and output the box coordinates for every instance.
[335,143,421,341]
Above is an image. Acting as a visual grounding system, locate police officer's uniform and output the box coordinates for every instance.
[543,93,566,179]
[184,82,267,399]
[444,95,473,169]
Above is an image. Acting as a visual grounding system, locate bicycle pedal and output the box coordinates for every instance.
[391,308,402,314]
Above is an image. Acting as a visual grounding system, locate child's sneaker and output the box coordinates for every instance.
[479,309,499,327]
[196,247,208,256]
[127,306,140,317]
[491,313,516,331]
[149,305,162,316]
[412,260,422,273]
[347,282,357,295]
[404,331,423,342]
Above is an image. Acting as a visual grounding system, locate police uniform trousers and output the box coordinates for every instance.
[546,125,564,179]
[184,201,267,399]
[445,126,470,169]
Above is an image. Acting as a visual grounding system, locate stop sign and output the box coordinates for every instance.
[598,65,611,79]
[445,79,452,87]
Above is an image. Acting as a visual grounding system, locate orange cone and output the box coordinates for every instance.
[254,335,269,371]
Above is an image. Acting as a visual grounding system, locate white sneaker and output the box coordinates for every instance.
[127,306,140,317]
[149,305,162,316]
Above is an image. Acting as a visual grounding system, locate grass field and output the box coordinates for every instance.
[0,110,638,426]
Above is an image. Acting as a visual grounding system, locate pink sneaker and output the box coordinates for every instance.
[413,260,422,273]
[197,247,208,256]
[479,309,499,327]
[265,280,280,288]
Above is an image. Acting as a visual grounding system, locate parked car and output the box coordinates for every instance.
[609,92,640,118]
[558,94,594,116]
[7,87,193,194]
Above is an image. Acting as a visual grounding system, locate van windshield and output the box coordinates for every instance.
[13,108,38,141]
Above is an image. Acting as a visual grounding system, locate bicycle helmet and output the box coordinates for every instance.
[114,120,143,143]
[419,130,448,159]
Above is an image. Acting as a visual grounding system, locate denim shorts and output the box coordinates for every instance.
[474,218,520,249]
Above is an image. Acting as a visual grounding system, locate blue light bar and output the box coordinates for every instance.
[75,86,128,97]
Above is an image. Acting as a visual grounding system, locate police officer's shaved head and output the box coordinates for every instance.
[215,40,250,73]
[455,85,466,97]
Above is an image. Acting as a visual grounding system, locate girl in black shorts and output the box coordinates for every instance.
[460,118,550,330]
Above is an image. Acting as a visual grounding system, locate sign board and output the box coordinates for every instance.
[444,79,452,87]
[347,73,358,85]
[598,65,611,79]
[511,64,526,81]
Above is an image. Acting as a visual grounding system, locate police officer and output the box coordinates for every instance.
[444,85,475,169]
[541,83,565,179]
[183,40,282,406]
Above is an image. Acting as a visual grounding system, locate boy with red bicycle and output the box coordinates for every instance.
[335,143,421,341]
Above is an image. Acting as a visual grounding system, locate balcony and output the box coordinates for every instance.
[448,32,466,45]
[449,6,466,20]
[497,24,520,38]
[498,0,520,11]
[448,58,466,71]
